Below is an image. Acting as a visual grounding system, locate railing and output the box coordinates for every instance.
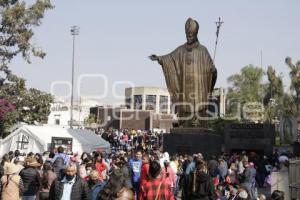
[289,159,300,199]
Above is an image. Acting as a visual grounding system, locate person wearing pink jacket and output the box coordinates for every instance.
[161,160,176,193]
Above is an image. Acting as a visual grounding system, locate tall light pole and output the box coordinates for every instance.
[70,26,79,129]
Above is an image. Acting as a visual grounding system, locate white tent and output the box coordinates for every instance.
[0,125,110,155]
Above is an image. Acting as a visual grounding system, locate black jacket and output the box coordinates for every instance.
[19,167,41,196]
[188,171,215,200]
[49,175,88,200]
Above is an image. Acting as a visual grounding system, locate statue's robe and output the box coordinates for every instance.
[158,41,217,117]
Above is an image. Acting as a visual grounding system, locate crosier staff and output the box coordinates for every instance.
[213,17,224,63]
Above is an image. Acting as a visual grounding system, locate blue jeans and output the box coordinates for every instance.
[133,182,140,200]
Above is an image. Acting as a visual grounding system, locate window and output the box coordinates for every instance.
[54,115,60,125]
[146,95,156,110]
[16,134,29,150]
[133,95,143,110]
[55,119,60,125]
[125,98,131,109]
[159,95,168,113]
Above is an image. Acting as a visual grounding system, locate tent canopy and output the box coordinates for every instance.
[0,125,110,155]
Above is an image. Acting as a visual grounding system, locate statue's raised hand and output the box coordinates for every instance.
[149,54,159,62]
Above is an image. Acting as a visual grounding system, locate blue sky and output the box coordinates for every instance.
[10,0,300,104]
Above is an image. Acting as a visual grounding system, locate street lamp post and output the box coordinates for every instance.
[70,26,79,129]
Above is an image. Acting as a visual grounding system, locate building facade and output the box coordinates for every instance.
[125,87,172,114]
[47,98,101,128]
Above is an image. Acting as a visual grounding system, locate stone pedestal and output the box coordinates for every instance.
[163,128,222,157]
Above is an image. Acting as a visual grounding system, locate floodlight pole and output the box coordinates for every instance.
[70,26,79,129]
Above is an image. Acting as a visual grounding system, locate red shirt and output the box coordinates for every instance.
[140,163,150,184]
[95,161,108,181]
[139,178,174,200]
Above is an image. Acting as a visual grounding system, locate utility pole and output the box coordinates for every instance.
[70,26,79,129]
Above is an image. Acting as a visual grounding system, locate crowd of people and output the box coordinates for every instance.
[95,128,163,152]
[0,128,293,200]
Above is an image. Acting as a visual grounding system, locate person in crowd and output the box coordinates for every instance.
[87,170,105,200]
[14,156,25,174]
[39,161,57,200]
[236,188,249,200]
[242,162,257,200]
[94,152,109,181]
[217,157,228,184]
[187,159,215,200]
[79,157,91,179]
[98,168,134,200]
[11,150,21,163]
[182,155,193,200]
[226,163,238,185]
[80,152,90,163]
[119,155,133,189]
[139,160,174,200]
[49,163,88,200]
[1,154,10,176]
[257,194,266,200]
[270,190,284,200]
[161,160,176,195]
[47,152,55,162]
[140,154,150,185]
[19,157,41,200]
[35,153,44,167]
[256,155,268,188]
[207,155,218,178]
[52,147,70,178]
[169,156,180,196]
[0,163,24,200]
[129,150,143,198]
[8,151,14,162]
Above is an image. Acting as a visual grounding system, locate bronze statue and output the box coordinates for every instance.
[150,18,217,126]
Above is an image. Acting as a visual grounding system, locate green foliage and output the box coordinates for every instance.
[0,77,54,137]
[0,0,53,137]
[226,65,264,119]
[285,57,300,113]
[0,0,53,86]
[208,117,238,135]
[84,114,97,125]
[264,66,284,123]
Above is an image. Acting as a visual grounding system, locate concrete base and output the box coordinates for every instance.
[163,128,223,157]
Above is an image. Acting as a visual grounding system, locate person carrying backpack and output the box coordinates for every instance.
[52,146,70,178]
[0,163,24,200]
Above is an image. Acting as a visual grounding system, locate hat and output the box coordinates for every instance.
[185,18,199,33]
[238,190,248,198]
[26,157,41,167]
[5,163,18,175]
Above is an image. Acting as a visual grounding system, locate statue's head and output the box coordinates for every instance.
[185,18,199,45]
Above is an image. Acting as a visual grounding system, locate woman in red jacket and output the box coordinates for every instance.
[140,154,150,185]
[94,152,108,181]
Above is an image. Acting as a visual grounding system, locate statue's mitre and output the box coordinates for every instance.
[185,18,199,33]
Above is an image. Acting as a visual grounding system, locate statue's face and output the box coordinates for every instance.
[186,30,198,45]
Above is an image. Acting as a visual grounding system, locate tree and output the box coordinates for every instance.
[264,66,284,123]
[84,114,96,126]
[226,65,264,121]
[285,57,300,113]
[0,76,53,137]
[0,0,53,137]
[0,0,53,85]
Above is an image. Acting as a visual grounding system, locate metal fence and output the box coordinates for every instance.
[289,159,300,199]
